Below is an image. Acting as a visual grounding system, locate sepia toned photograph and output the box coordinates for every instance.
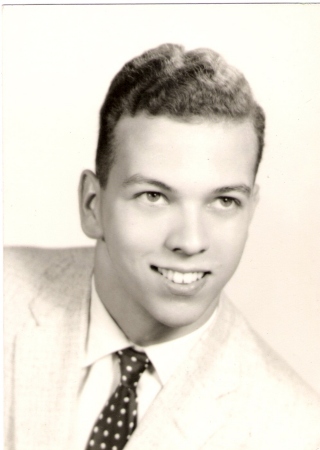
[3,4,320,449]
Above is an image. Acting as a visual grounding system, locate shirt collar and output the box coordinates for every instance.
[84,277,219,385]
[83,278,130,368]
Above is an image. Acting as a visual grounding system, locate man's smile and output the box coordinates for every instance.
[151,265,210,285]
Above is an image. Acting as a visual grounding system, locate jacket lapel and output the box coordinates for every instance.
[126,296,241,450]
[13,250,93,450]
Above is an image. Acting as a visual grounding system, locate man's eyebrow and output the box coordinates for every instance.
[214,185,252,196]
[122,174,176,192]
[123,175,251,196]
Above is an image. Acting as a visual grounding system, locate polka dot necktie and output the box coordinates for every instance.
[86,347,150,450]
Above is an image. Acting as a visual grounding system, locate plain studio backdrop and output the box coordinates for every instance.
[3,4,320,393]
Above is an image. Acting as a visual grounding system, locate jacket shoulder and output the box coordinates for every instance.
[4,246,94,288]
[4,245,94,275]
[224,299,320,445]
[4,246,94,331]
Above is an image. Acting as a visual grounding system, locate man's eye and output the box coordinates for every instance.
[214,197,241,209]
[140,192,167,204]
[146,192,161,202]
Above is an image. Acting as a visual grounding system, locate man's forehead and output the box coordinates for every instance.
[109,113,258,189]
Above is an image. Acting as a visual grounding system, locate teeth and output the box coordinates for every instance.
[173,272,184,284]
[157,268,205,284]
[183,273,194,284]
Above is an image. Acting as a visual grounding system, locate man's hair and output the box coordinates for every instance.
[96,43,265,187]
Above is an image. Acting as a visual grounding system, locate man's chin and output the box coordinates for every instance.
[147,301,217,341]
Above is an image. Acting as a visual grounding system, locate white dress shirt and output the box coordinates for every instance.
[75,279,219,450]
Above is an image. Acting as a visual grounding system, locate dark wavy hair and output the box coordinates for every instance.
[96,44,265,187]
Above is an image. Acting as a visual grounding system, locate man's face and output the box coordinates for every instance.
[90,114,259,343]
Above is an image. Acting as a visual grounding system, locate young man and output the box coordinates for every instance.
[4,44,320,450]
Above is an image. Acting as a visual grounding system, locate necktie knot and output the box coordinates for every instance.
[117,347,150,388]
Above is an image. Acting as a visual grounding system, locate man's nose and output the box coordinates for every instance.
[164,206,209,256]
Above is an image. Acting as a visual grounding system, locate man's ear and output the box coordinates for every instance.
[78,170,104,239]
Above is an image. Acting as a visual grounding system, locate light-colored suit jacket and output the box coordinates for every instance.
[4,247,320,450]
